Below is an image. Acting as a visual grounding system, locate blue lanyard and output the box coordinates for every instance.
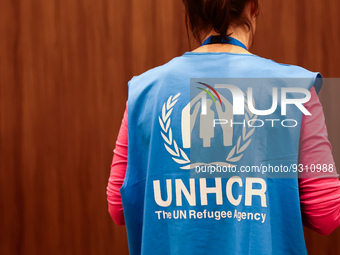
[201,35,248,51]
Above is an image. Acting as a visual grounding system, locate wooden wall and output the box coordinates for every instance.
[0,0,339,254]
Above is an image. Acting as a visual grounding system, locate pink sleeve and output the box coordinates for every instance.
[299,86,340,235]
[106,102,128,225]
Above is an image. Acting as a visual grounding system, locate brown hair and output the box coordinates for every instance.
[182,0,259,43]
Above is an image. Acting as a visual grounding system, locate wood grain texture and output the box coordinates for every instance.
[0,0,339,254]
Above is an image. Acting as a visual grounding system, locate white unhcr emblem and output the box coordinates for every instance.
[159,91,257,170]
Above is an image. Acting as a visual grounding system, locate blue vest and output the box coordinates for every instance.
[121,52,322,255]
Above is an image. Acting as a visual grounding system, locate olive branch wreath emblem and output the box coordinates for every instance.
[159,92,257,170]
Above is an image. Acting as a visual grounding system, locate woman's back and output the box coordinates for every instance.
[122,52,324,255]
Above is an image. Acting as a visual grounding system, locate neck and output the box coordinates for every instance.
[193,27,253,54]
[203,26,252,49]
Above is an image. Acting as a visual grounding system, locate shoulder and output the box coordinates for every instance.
[245,55,323,93]
[248,54,320,78]
[128,55,188,86]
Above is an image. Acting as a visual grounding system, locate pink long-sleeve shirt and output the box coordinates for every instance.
[107,86,340,235]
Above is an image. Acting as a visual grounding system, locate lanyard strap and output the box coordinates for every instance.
[201,35,248,51]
